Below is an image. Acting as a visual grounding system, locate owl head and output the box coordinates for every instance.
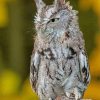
[34,0,79,39]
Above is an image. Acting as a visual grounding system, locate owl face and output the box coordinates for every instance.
[34,0,78,38]
[44,8,73,36]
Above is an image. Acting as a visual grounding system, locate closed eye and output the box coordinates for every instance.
[49,18,60,23]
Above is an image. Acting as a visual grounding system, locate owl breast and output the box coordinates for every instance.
[38,34,78,83]
[37,41,80,97]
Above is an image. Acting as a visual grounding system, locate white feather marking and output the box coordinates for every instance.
[43,18,49,21]
[74,88,81,100]
[30,73,33,80]
[66,1,70,6]
[35,16,41,23]
[46,8,55,18]
[34,13,42,24]
[34,52,40,67]
[49,98,52,100]
[66,92,70,98]
[31,54,34,66]
[79,52,85,67]
[72,10,78,15]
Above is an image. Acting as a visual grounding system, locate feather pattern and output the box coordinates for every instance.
[30,0,91,100]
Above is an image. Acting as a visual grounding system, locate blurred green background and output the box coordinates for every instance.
[0,0,100,100]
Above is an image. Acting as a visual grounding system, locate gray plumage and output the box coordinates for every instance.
[30,0,91,100]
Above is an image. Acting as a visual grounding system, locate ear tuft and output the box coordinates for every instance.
[54,0,66,10]
[66,1,73,10]
[58,0,65,5]
[34,0,46,11]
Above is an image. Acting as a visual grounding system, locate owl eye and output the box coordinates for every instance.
[50,18,60,23]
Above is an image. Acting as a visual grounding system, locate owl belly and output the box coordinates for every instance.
[37,45,80,97]
[37,58,65,97]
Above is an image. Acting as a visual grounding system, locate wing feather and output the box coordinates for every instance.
[79,50,90,85]
[30,51,40,91]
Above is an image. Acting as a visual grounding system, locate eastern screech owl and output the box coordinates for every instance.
[30,0,91,100]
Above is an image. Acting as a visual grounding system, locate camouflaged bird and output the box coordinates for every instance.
[30,0,91,100]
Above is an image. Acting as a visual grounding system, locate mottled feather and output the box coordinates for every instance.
[30,0,91,100]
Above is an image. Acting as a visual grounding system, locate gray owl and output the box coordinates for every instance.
[30,0,91,100]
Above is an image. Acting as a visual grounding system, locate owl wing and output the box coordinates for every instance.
[79,50,90,85]
[30,51,40,91]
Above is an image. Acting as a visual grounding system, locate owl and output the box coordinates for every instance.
[30,0,91,100]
